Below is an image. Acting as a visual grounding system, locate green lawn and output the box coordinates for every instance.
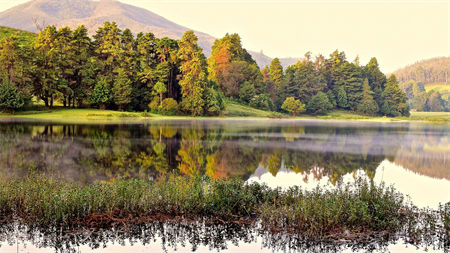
[223,100,276,117]
[1,105,449,123]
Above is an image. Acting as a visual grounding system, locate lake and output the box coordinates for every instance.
[0,118,449,252]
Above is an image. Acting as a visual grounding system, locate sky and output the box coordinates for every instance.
[0,0,448,72]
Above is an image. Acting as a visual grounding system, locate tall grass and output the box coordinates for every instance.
[0,174,447,243]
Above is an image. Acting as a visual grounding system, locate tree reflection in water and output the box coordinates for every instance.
[1,221,441,253]
[0,120,447,184]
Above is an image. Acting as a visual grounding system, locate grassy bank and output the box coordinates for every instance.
[0,106,449,123]
[0,175,447,243]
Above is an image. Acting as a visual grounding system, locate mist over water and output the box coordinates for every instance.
[0,119,448,252]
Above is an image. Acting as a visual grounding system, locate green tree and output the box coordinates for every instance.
[93,22,122,109]
[0,79,24,111]
[269,58,283,85]
[357,78,379,115]
[204,85,225,116]
[281,97,305,117]
[364,57,386,108]
[326,90,337,108]
[239,81,256,103]
[178,31,208,116]
[425,91,445,112]
[284,60,326,105]
[0,36,31,101]
[411,92,427,111]
[154,81,167,108]
[381,75,409,117]
[33,25,60,107]
[336,86,349,109]
[91,77,112,110]
[112,68,132,110]
[71,25,94,107]
[306,92,332,115]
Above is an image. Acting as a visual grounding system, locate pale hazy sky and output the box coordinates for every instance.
[0,0,448,72]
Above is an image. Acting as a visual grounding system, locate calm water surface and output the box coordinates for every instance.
[0,118,449,252]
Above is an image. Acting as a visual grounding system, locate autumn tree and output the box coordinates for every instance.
[207,33,261,98]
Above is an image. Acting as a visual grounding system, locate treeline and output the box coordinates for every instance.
[0,22,223,115]
[400,81,449,112]
[0,22,409,117]
[393,57,449,84]
[208,34,409,116]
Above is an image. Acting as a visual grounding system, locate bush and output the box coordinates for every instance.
[204,86,225,116]
[148,97,160,112]
[161,98,179,115]
[306,92,332,115]
[249,94,272,111]
[0,81,25,112]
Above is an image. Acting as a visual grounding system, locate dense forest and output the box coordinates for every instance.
[0,22,409,117]
[393,57,449,84]
[394,57,450,112]
[400,81,449,112]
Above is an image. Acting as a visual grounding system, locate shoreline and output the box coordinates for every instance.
[1,108,449,124]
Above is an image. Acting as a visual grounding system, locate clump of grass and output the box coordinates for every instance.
[0,175,446,244]
[87,113,113,117]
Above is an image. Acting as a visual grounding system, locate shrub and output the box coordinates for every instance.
[249,94,272,111]
[148,97,160,112]
[0,80,25,112]
[161,98,179,115]
[306,92,332,115]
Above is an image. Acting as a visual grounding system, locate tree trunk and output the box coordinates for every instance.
[50,96,54,108]
[63,97,67,107]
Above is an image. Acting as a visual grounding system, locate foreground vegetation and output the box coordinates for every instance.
[0,175,448,245]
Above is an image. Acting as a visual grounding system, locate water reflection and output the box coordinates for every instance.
[0,220,444,253]
[0,119,449,206]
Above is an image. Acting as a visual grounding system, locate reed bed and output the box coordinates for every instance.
[0,174,447,242]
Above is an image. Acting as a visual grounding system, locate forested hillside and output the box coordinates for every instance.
[393,57,449,84]
[395,57,449,112]
[0,23,409,117]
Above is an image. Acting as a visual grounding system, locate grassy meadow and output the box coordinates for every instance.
[1,105,449,123]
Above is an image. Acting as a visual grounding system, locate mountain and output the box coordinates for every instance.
[392,57,449,85]
[0,0,300,68]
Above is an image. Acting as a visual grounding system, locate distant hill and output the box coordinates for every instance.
[393,57,449,85]
[0,26,36,45]
[0,0,301,68]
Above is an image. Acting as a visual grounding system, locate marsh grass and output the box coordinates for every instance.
[0,175,447,243]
